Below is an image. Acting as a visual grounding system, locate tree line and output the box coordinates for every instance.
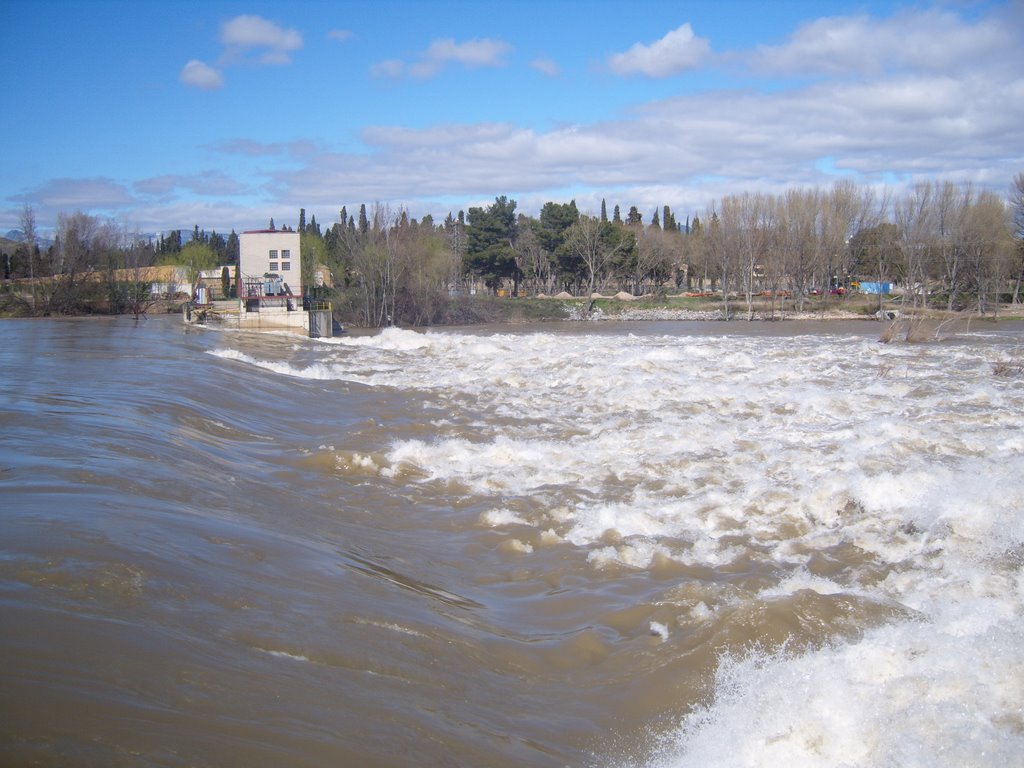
[0,208,243,316]
[3,175,1023,324]
[309,177,1023,324]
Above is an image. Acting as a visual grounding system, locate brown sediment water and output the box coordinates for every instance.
[1,315,1022,767]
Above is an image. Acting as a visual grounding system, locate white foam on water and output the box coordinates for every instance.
[479,508,531,527]
[351,617,428,638]
[650,622,670,642]
[216,327,1024,765]
[261,649,311,662]
[653,616,1024,768]
[208,348,341,380]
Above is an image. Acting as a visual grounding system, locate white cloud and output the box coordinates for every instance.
[530,58,560,77]
[24,178,137,214]
[375,36,512,79]
[608,23,711,77]
[424,37,511,67]
[264,30,1023,219]
[751,9,1016,77]
[135,172,249,198]
[219,14,303,65]
[180,59,223,90]
[180,14,302,90]
[210,138,319,159]
[27,4,1023,234]
[208,138,287,157]
[327,29,353,43]
[371,59,405,79]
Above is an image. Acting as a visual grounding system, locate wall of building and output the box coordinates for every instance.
[239,230,302,296]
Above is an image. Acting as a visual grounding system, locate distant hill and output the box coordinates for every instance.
[0,233,54,251]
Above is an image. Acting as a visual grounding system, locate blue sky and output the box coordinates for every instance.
[2,0,1022,236]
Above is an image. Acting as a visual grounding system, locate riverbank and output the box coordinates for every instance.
[554,293,1024,326]
[3,287,1022,327]
[576,305,869,322]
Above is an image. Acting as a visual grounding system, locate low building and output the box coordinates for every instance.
[184,227,338,337]
[238,229,302,302]
[229,229,303,330]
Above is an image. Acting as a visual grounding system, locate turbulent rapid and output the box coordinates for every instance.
[2,315,1022,766]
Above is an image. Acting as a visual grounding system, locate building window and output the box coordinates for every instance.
[269,262,279,271]
[281,250,290,259]
[281,262,291,271]
[269,250,278,259]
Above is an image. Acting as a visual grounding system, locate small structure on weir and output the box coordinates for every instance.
[184,228,336,337]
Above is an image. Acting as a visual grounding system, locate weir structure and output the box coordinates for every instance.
[182,228,339,337]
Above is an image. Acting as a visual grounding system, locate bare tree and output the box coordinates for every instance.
[933,181,968,311]
[349,232,387,326]
[372,203,406,326]
[960,190,1013,316]
[774,189,821,312]
[704,206,732,316]
[1010,172,1024,304]
[683,214,716,293]
[632,226,678,295]
[564,215,626,295]
[341,204,460,327]
[19,204,37,312]
[400,219,458,325]
[52,211,101,314]
[894,183,937,309]
[514,222,551,295]
[720,192,773,320]
[821,180,881,295]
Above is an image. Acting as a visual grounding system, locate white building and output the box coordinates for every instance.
[225,229,306,331]
[185,227,337,336]
[238,229,302,303]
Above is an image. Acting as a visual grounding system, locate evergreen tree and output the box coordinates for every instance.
[600,198,608,223]
[626,206,643,226]
[162,229,183,254]
[613,205,622,224]
[652,209,661,229]
[537,200,580,255]
[663,205,676,232]
[226,230,240,264]
[269,218,276,230]
[466,196,519,293]
[298,208,306,234]
[209,230,227,260]
[358,204,369,235]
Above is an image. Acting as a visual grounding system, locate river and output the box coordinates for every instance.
[1,314,1022,767]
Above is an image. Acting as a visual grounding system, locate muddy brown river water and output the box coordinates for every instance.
[2,315,1022,766]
